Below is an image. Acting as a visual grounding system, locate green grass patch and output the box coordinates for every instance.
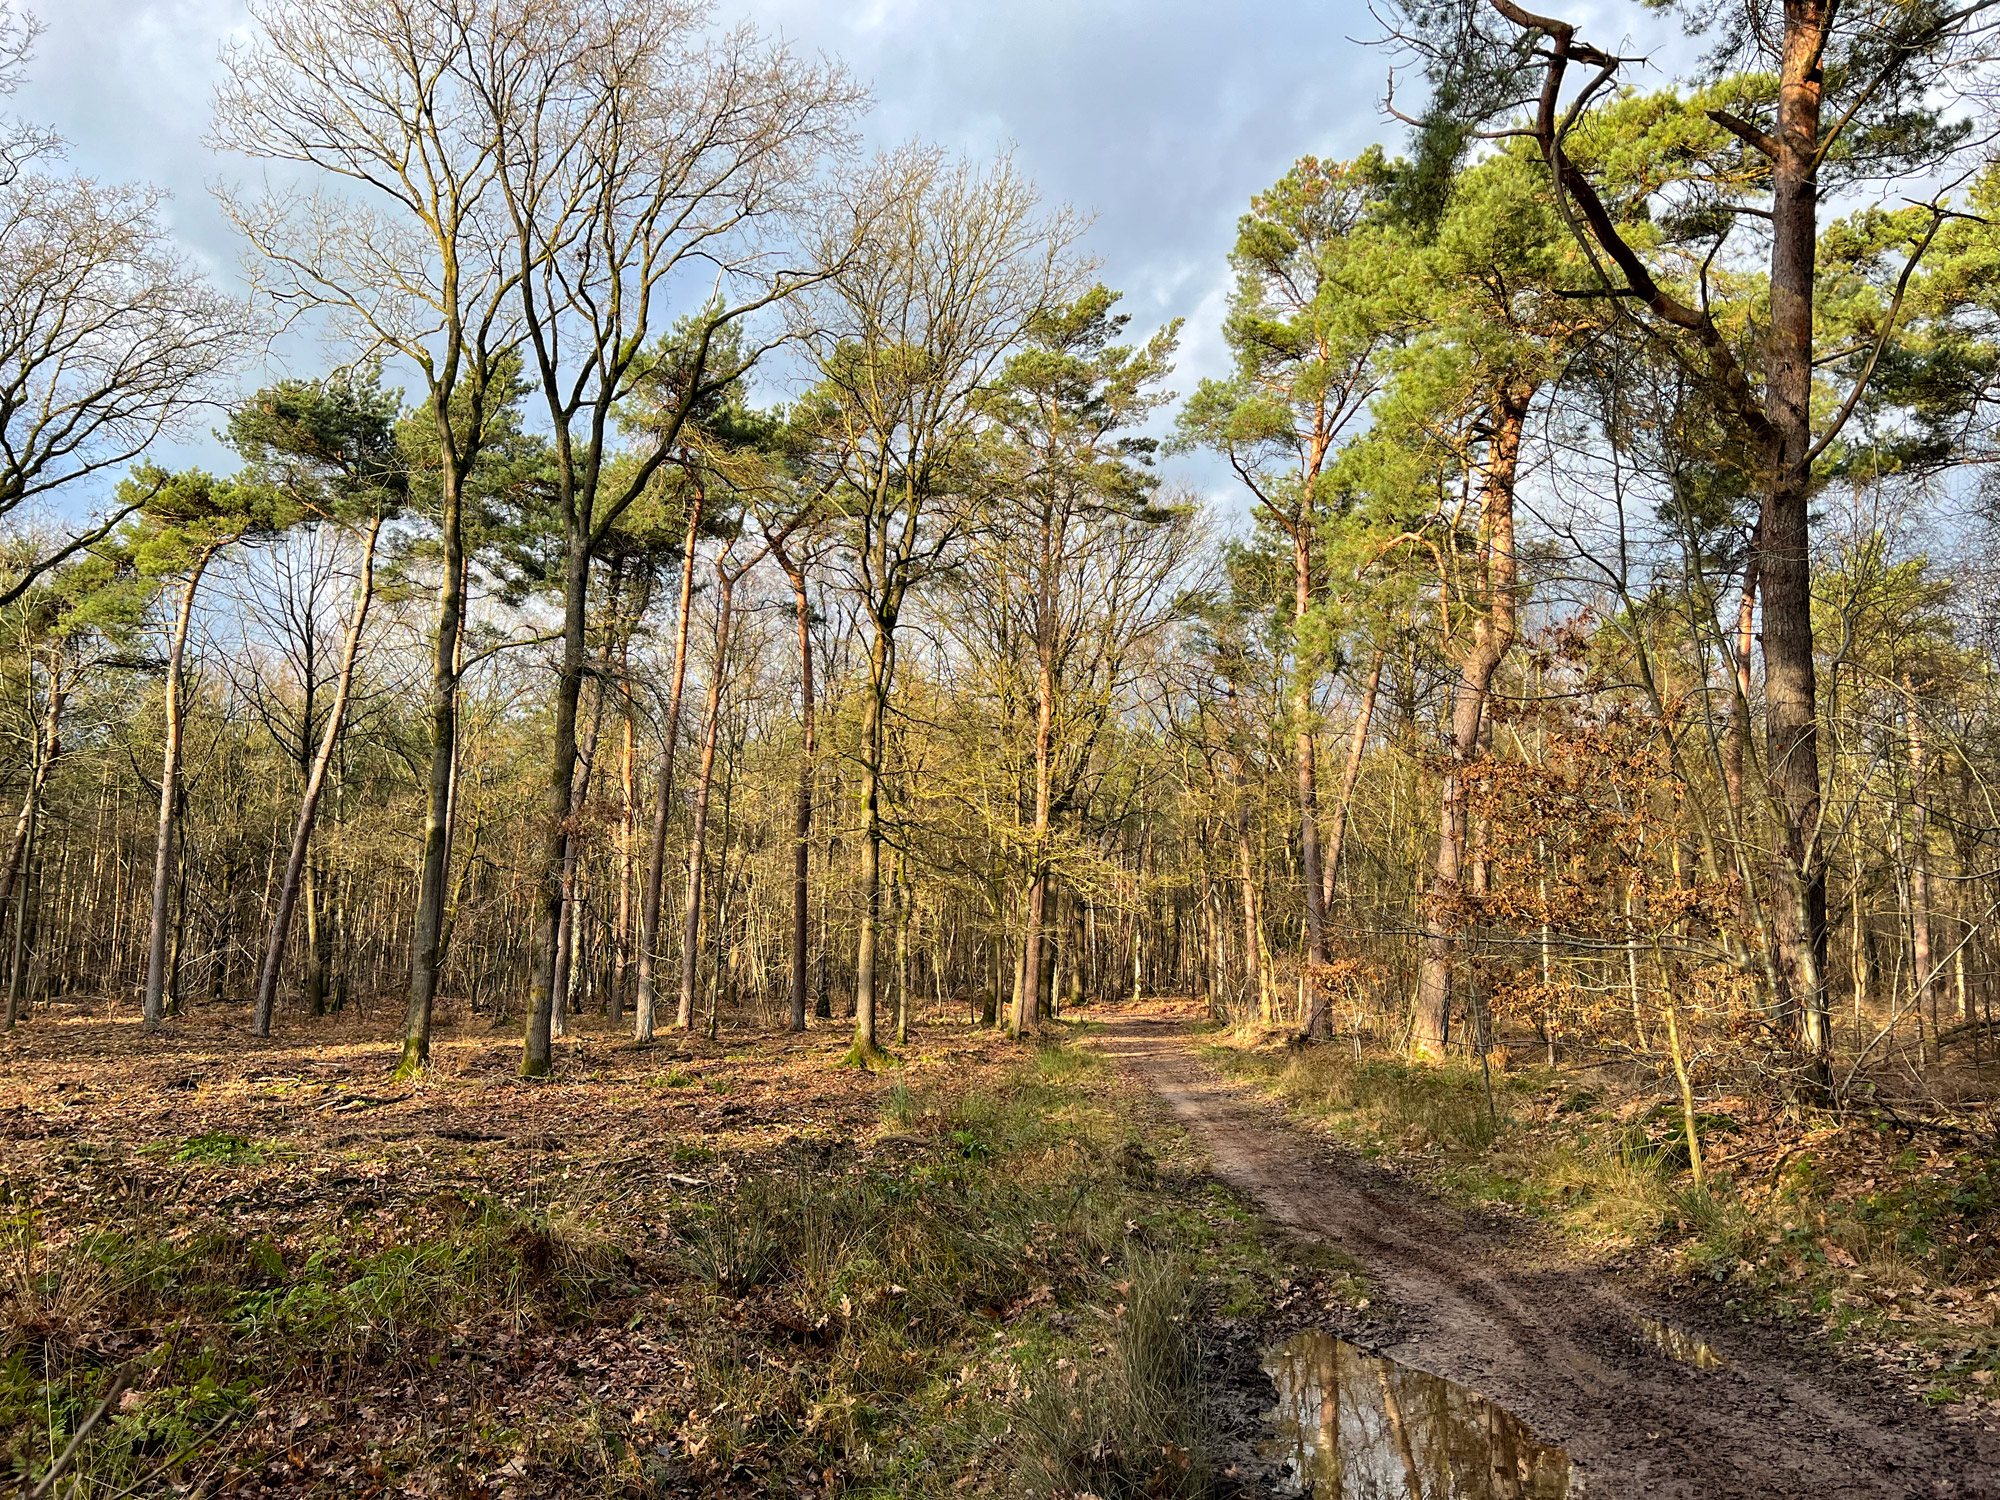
[168,1131,265,1166]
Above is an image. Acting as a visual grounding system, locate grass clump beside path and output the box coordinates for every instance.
[1,1014,1334,1497]
[1198,1023,2000,1408]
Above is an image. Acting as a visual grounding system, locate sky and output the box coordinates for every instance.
[13,0,1672,507]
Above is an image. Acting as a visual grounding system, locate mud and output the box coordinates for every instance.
[1101,1009,2000,1500]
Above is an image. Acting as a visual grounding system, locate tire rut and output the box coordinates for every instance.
[1099,1010,1999,1500]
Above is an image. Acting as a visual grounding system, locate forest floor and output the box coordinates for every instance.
[0,998,1356,1499]
[1103,1003,2000,1498]
[5,997,1997,1498]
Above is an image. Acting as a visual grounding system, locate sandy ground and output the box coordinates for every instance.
[1098,1007,2000,1500]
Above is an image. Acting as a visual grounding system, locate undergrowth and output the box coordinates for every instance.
[2,1027,1317,1497]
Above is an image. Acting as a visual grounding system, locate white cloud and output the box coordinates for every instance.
[18,0,1412,497]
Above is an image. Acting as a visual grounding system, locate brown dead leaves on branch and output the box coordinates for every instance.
[1442,694,1766,1081]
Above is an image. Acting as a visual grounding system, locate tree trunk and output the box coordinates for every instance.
[549,566,621,1043]
[853,617,893,1056]
[1233,763,1270,1020]
[1306,649,1383,1034]
[1761,0,1834,1070]
[303,866,327,1015]
[523,534,593,1076]
[778,547,815,1032]
[254,513,381,1037]
[2,662,61,1029]
[677,564,736,1031]
[1723,560,1757,834]
[7,806,36,1022]
[400,452,470,1074]
[144,547,220,1029]
[1905,676,1937,1052]
[1292,524,1329,1034]
[893,850,912,1045]
[1412,382,1531,1058]
[634,493,703,1042]
[613,590,638,1023]
[1014,629,1056,1036]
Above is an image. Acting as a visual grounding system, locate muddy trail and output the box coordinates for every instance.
[1099,1009,2000,1500]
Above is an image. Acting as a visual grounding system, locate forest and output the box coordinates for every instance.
[4,0,2000,1495]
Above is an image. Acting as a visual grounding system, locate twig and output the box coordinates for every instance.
[27,1360,138,1500]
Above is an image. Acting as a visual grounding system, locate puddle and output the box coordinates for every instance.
[1634,1316,1726,1370]
[1261,1330,1579,1497]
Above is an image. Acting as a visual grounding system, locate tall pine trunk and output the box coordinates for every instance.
[1761,0,1834,1067]
[1412,383,1531,1057]
[1292,525,1328,1034]
[1013,618,1056,1037]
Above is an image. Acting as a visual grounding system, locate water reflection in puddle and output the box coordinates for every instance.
[1262,1331,1579,1497]
[1634,1317,1725,1370]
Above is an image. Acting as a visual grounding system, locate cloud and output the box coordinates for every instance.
[15,0,1410,499]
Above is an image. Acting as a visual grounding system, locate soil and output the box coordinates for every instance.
[1099,1005,2000,1500]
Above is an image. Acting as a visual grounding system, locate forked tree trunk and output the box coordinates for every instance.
[1412,382,1532,1058]
[254,512,382,1037]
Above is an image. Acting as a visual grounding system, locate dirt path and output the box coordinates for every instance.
[1099,1009,1999,1500]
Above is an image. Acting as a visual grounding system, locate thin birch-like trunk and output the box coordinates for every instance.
[676,564,736,1031]
[144,546,222,1029]
[254,513,382,1037]
[635,494,703,1041]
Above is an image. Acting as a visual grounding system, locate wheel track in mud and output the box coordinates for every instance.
[1098,1010,1999,1500]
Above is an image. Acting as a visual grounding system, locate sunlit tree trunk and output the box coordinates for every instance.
[1291,522,1329,1034]
[1412,383,1531,1058]
[777,545,816,1032]
[1761,2,1835,1067]
[401,453,473,1074]
[853,617,892,1054]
